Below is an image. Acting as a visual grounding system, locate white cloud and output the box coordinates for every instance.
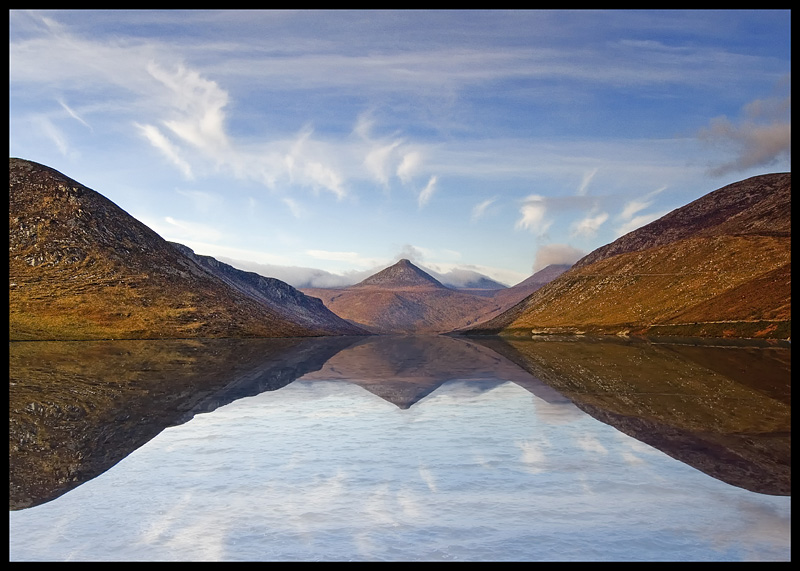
[396,150,423,184]
[571,210,609,238]
[417,175,437,208]
[282,197,306,219]
[306,249,384,268]
[698,86,791,176]
[34,115,70,157]
[304,161,347,199]
[364,139,402,187]
[136,123,194,179]
[515,194,551,235]
[615,211,669,237]
[615,185,667,237]
[471,197,497,222]
[577,167,598,196]
[58,98,92,131]
[533,243,585,272]
[147,61,233,164]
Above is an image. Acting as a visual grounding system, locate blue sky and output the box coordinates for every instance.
[9,10,791,287]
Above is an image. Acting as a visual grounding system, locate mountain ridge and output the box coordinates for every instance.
[463,173,790,339]
[9,157,366,340]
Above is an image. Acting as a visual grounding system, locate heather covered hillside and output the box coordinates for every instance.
[9,158,366,340]
[465,173,790,340]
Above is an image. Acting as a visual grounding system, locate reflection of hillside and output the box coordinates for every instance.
[471,335,791,496]
[9,336,359,510]
[299,335,568,409]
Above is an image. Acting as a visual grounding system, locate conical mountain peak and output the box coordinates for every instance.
[354,259,446,289]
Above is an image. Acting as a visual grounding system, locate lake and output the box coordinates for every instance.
[9,334,791,561]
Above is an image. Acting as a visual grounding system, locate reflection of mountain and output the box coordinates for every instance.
[299,334,567,408]
[9,336,359,510]
[472,335,791,496]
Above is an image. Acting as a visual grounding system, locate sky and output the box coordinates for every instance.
[9,10,791,287]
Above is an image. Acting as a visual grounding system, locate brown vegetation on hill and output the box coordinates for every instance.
[465,173,790,339]
[9,158,365,340]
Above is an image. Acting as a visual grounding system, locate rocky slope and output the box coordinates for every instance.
[9,158,366,340]
[170,242,369,335]
[464,173,790,339]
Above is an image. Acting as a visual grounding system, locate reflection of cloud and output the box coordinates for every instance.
[418,464,438,493]
[516,439,545,474]
[576,434,608,455]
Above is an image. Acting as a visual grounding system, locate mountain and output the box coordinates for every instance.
[464,173,790,339]
[489,264,571,308]
[170,242,369,335]
[429,267,509,295]
[9,158,367,340]
[352,258,445,289]
[301,259,508,334]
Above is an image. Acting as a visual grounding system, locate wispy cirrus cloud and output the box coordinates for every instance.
[571,209,609,238]
[417,175,438,208]
[471,197,497,222]
[615,186,669,237]
[136,122,194,179]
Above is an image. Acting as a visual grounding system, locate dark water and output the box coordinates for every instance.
[9,335,791,561]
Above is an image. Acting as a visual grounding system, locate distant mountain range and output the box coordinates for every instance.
[9,157,790,340]
[464,173,790,339]
[9,158,367,340]
[300,259,568,334]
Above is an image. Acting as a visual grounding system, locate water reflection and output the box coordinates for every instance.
[9,336,360,510]
[9,334,791,514]
[469,335,791,496]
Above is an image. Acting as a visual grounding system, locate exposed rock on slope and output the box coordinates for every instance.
[9,158,365,340]
[465,173,790,339]
[170,242,369,335]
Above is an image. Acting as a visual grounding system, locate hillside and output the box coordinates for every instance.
[170,242,369,335]
[489,264,571,309]
[464,173,790,339]
[9,158,366,340]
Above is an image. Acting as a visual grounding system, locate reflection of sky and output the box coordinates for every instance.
[10,379,790,562]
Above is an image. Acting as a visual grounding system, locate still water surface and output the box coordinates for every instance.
[8,335,791,561]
